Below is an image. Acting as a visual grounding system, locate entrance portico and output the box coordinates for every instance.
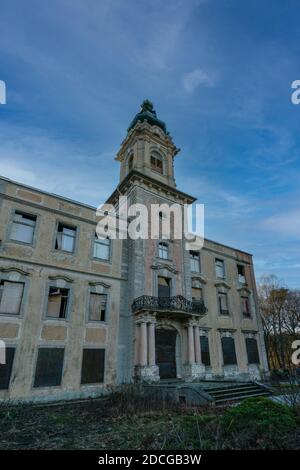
[133,295,207,382]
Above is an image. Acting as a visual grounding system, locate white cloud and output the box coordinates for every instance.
[262,209,300,239]
[182,68,215,94]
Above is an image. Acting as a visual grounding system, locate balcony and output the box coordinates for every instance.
[132,295,207,317]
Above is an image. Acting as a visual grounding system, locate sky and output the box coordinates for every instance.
[0,0,299,288]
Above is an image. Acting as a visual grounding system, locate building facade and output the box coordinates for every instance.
[0,101,268,402]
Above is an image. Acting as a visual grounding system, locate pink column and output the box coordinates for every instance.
[140,322,148,366]
[148,322,156,366]
[135,323,140,365]
[194,326,201,364]
[188,324,195,364]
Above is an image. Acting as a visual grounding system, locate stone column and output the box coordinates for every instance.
[140,322,148,366]
[135,323,140,365]
[187,324,195,364]
[194,325,201,364]
[148,322,156,366]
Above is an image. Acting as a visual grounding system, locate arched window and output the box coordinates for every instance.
[150,152,163,174]
[158,242,168,259]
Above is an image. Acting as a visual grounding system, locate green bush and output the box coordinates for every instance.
[222,397,296,432]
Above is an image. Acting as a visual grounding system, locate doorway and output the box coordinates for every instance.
[155,328,177,379]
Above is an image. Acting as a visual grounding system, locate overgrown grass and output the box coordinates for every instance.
[0,388,299,450]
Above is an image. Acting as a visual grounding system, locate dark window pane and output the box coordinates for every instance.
[158,277,171,298]
[221,337,237,365]
[246,338,260,364]
[0,347,15,390]
[81,349,105,384]
[200,336,210,366]
[34,348,64,387]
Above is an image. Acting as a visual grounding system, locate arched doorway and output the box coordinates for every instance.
[155,326,178,379]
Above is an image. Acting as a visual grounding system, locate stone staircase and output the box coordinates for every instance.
[203,381,272,405]
[143,380,273,406]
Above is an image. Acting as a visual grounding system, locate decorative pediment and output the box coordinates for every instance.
[0,267,30,276]
[49,275,74,283]
[89,281,111,289]
[151,263,178,274]
[215,281,231,290]
[192,275,207,285]
[237,286,251,294]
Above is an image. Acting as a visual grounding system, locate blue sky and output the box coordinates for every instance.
[0,0,299,287]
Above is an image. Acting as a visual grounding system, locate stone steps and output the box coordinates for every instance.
[204,382,272,404]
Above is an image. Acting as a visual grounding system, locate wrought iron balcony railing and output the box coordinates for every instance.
[132,295,207,316]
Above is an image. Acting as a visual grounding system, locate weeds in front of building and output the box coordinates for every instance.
[0,387,299,450]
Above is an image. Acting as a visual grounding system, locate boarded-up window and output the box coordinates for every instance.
[55,223,76,252]
[10,211,36,244]
[0,281,24,315]
[221,337,237,365]
[34,348,64,387]
[94,234,110,260]
[200,336,210,366]
[0,347,15,390]
[158,276,171,298]
[81,348,105,384]
[218,291,229,315]
[89,293,107,322]
[246,338,260,364]
[47,287,69,318]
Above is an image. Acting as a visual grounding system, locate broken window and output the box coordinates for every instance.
[158,276,171,298]
[47,287,69,319]
[151,152,163,174]
[215,258,225,278]
[190,251,200,272]
[218,291,229,315]
[221,337,237,365]
[241,295,251,317]
[94,234,110,260]
[158,242,168,259]
[34,348,64,387]
[81,348,105,384]
[237,264,246,284]
[0,280,24,315]
[55,223,76,253]
[246,338,260,364]
[0,347,15,390]
[10,211,36,244]
[89,293,107,322]
[200,336,210,366]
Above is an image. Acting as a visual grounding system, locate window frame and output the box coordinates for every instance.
[218,290,230,316]
[53,221,78,255]
[237,264,246,284]
[44,278,73,321]
[93,233,111,262]
[33,347,65,388]
[8,208,39,248]
[150,152,164,174]
[221,336,237,366]
[215,258,225,279]
[245,337,260,365]
[190,251,201,273]
[88,292,108,323]
[0,279,25,316]
[158,241,169,260]
[80,348,105,385]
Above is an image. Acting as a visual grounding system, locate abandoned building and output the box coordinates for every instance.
[0,101,269,402]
